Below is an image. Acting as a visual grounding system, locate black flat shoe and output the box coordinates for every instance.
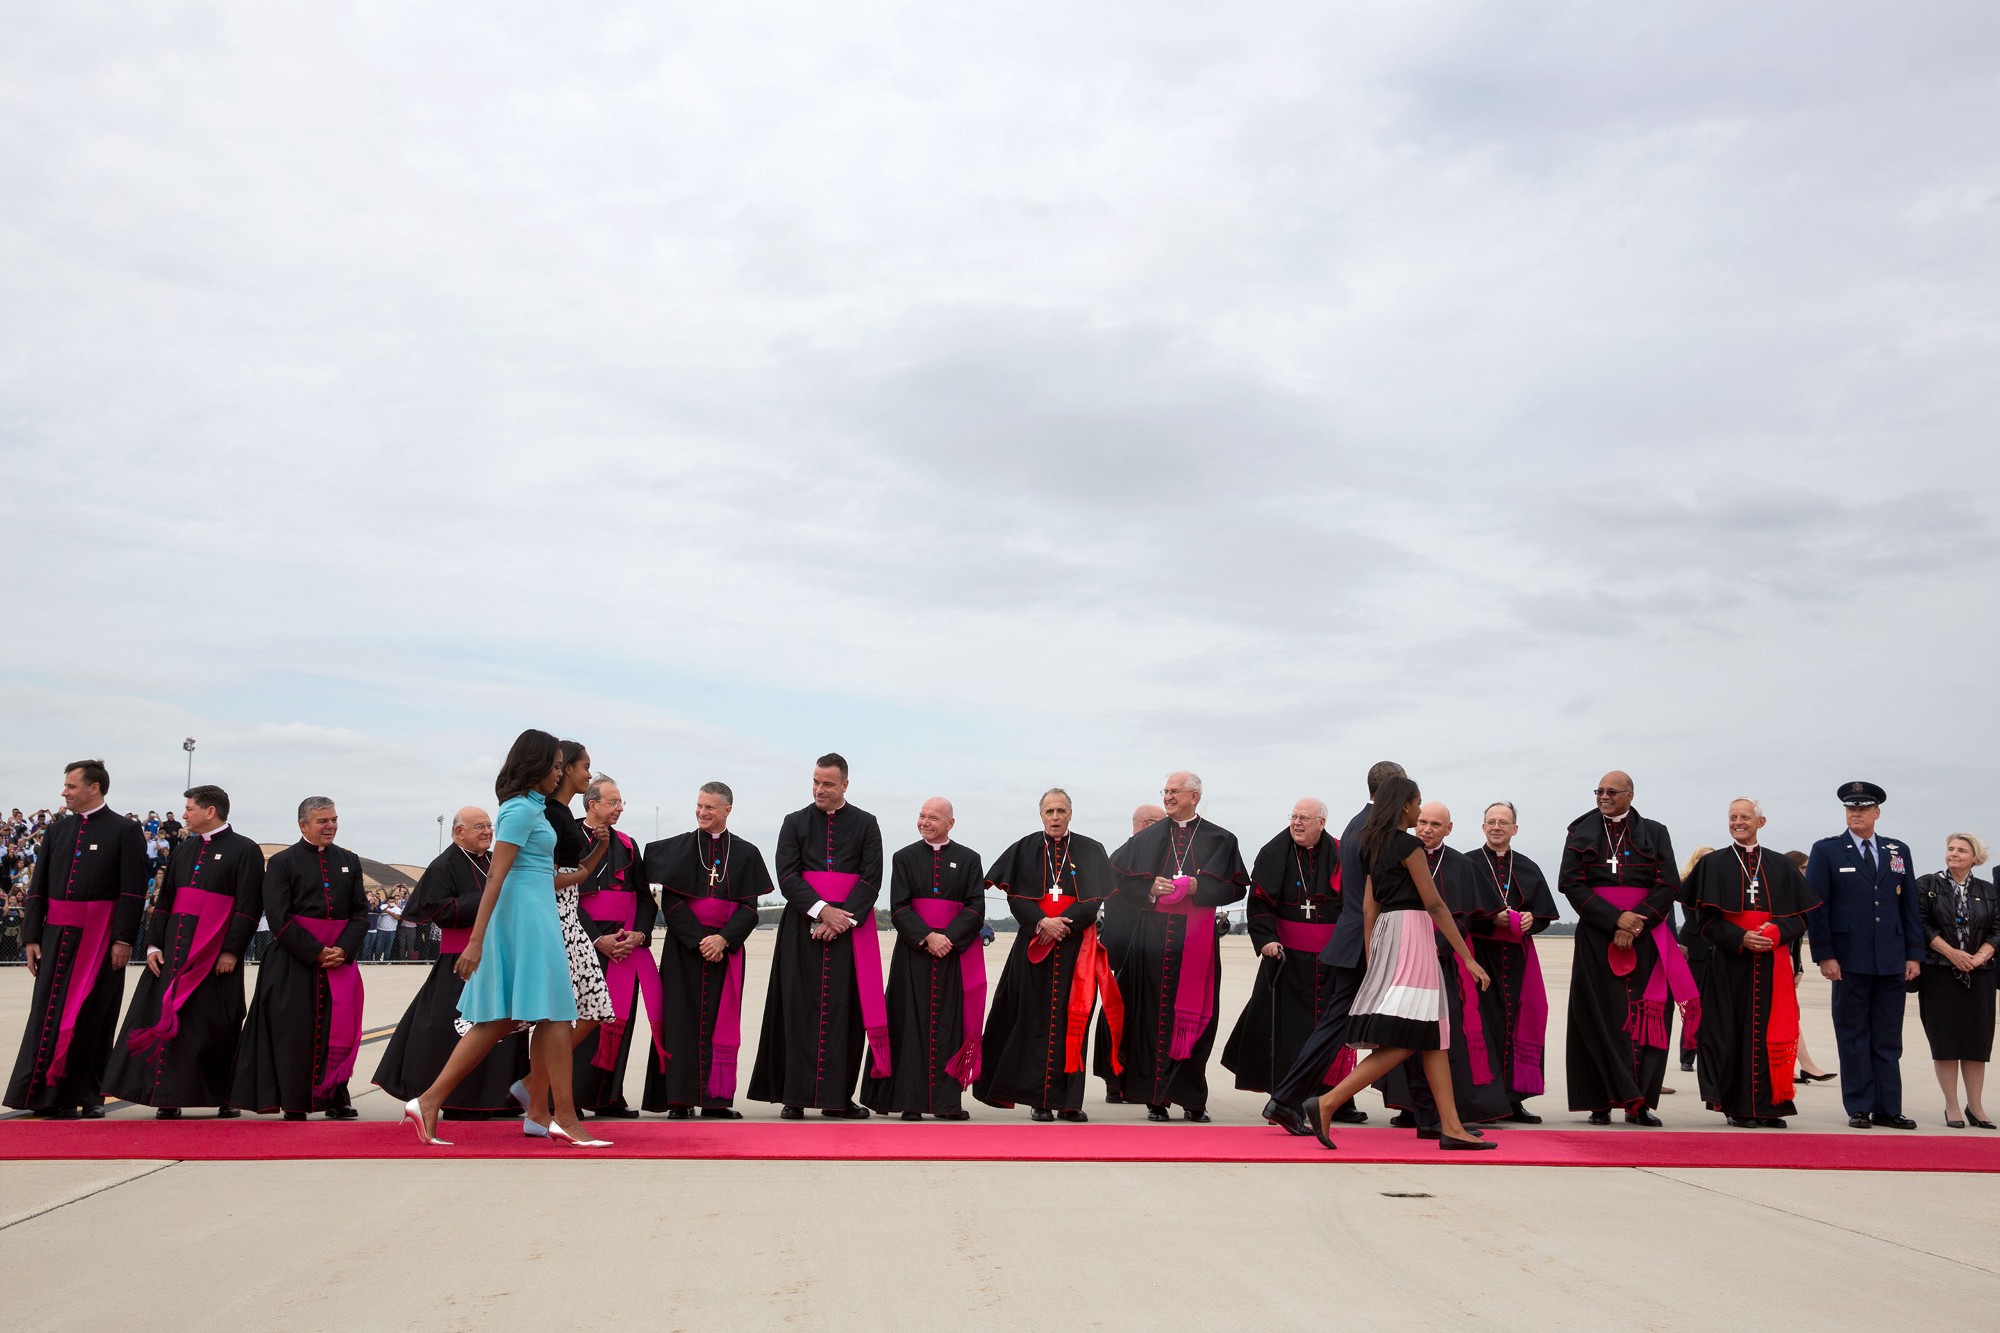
[215,1106,240,1119]
[822,1104,870,1120]
[1726,1116,1760,1128]
[155,1108,182,1121]
[595,1105,641,1119]
[1587,1111,1611,1126]
[1330,1105,1370,1125]
[1945,1112,1967,1129]
[780,1105,804,1120]
[1871,1113,1917,1130]
[1302,1098,1336,1151]
[698,1107,743,1120]
[1967,1109,1997,1130]
[901,1111,924,1121]
[1440,1134,1498,1151]
[665,1107,693,1120]
[935,1109,970,1121]
[1182,1108,1211,1123]
[1624,1110,1663,1127]
[1418,1126,1483,1140]
[1262,1098,1307,1136]
[1505,1105,1542,1124]
[1057,1109,1088,1123]
[1146,1104,1171,1122]
[1847,1115,1872,1129]
[1030,1107,1056,1122]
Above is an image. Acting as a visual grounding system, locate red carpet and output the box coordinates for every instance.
[5,1119,1998,1170]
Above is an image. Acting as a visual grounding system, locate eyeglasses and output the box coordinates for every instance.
[1162,788,1193,797]
[1592,788,1631,797]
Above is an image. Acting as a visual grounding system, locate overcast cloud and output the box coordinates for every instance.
[3,3,1996,896]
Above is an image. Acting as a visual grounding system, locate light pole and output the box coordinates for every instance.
[182,737,196,788]
[436,813,445,853]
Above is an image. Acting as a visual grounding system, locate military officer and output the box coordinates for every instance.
[1804,781,1923,1129]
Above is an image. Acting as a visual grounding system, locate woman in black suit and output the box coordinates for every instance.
[1915,833,1998,1128]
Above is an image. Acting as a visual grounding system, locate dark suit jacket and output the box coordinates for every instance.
[1804,831,1922,976]
[1319,804,1371,971]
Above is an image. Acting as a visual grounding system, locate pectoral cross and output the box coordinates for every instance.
[1746,879,1759,907]
[708,863,722,888]
[1300,893,1316,920]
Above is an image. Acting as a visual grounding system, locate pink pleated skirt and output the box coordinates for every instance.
[1346,909,1451,1052]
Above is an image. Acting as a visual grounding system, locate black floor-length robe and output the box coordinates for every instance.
[1559,808,1684,1114]
[1095,817,1247,1112]
[974,831,1114,1112]
[5,808,147,1111]
[230,839,370,1115]
[1221,827,1341,1093]
[106,826,263,1108]
[641,829,769,1111]
[572,826,658,1112]
[747,802,886,1110]
[861,840,987,1115]
[1691,845,1815,1119]
[1464,844,1560,1103]
[370,845,529,1113]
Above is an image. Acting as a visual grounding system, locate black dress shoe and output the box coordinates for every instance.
[1945,1111,1967,1129]
[1758,1118,1787,1128]
[1262,1098,1308,1136]
[665,1106,693,1120]
[821,1104,870,1120]
[1440,1134,1498,1151]
[1030,1107,1056,1122]
[1104,1088,1126,1104]
[155,1107,182,1121]
[1182,1108,1211,1123]
[1057,1109,1088,1123]
[1505,1104,1542,1124]
[1587,1111,1611,1125]
[1389,1109,1417,1129]
[215,1106,240,1119]
[935,1109,970,1121]
[79,1104,106,1119]
[1330,1105,1370,1125]
[1679,1057,1695,1073]
[595,1105,641,1119]
[1796,1069,1838,1083]
[1146,1104,1171,1122]
[1871,1113,1917,1130]
[324,1105,359,1120]
[780,1105,804,1120]
[1624,1109,1663,1127]
[50,1106,80,1120]
[698,1107,744,1120]
[1847,1115,1872,1129]
[901,1111,924,1121]
[284,1111,308,1122]
[1967,1109,1997,1130]
[1725,1116,1760,1128]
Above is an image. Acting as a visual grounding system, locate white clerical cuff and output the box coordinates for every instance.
[146,946,163,959]
[805,899,826,920]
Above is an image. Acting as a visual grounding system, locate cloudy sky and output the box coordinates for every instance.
[4,4,1996,898]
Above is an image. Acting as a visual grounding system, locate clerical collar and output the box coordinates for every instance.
[1485,844,1510,857]
[823,803,846,816]
[1173,816,1197,829]
[1733,839,1759,851]
[75,802,107,820]
[924,839,948,851]
[1604,811,1630,825]
[202,823,232,841]
[1422,842,1444,856]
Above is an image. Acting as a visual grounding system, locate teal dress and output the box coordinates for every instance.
[458,794,579,1024]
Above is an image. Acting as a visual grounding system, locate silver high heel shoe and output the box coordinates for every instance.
[402,1099,452,1147]
[547,1120,612,1149]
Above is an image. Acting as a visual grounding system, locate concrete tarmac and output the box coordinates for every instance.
[3,935,1996,1328]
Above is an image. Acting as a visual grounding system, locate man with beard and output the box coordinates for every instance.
[1222,798,1341,1095]
[1464,802,1560,1123]
[107,785,263,1118]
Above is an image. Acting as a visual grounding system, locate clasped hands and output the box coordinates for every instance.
[594,929,646,961]
[811,904,855,942]
[1611,910,1647,951]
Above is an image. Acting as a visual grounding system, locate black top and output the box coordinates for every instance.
[1368,831,1425,913]
[545,796,587,868]
[1915,872,2000,969]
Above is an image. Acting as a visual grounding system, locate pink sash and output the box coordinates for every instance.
[1594,886,1700,1050]
[124,886,235,1055]
[1274,919,1334,953]
[1152,879,1217,1061]
[43,899,116,1081]
[1486,912,1549,1096]
[803,870,891,1078]
[911,897,985,1086]
[439,927,472,954]
[293,915,364,1096]
[581,884,669,1073]
[687,896,747,1098]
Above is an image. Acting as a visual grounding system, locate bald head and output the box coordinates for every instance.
[1289,797,1329,846]
[916,797,955,845]
[1596,771,1634,819]
[1132,804,1166,834]
[451,806,494,854]
[1414,801,1453,851]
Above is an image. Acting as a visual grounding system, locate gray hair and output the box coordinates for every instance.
[585,774,619,805]
[699,780,734,806]
[296,796,335,823]
[1484,801,1517,821]
[1295,797,1329,820]
[1040,787,1071,808]
[1730,796,1765,819]
[1167,772,1203,795]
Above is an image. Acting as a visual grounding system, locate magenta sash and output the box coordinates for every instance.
[803,870,891,1078]
[911,897,985,1086]
[439,927,472,954]
[1274,919,1334,953]
[124,886,235,1055]
[581,886,669,1073]
[1453,952,1494,1085]
[1594,886,1699,1050]
[687,896,746,1098]
[1486,912,1549,1096]
[1152,881,1218,1061]
[43,899,116,1080]
[293,915,364,1096]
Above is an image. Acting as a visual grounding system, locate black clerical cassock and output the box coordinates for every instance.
[974,831,1117,1116]
[572,827,660,1114]
[231,840,370,1116]
[1097,817,1247,1117]
[1376,843,1512,1127]
[1221,827,1341,1094]
[861,839,987,1118]
[105,825,263,1111]
[371,845,530,1114]
[1691,845,1816,1122]
[1464,844,1560,1108]
[1559,808,1692,1116]
[642,829,771,1114]
[5,808,147,1113]
[748,802,887,1114]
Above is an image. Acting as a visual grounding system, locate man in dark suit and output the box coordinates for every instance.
[1260,760,1406,1134]
[1804,781,1923,1129]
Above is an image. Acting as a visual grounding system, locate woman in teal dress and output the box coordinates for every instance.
[404,729,610,1147]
